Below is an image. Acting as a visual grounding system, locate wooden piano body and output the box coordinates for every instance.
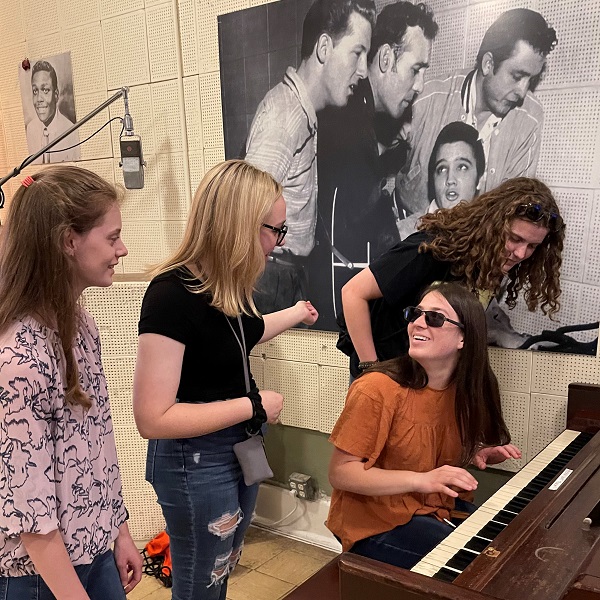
[336,382,600,600]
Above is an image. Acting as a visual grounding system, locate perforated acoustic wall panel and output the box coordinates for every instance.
[0,2,23,46]
[99,0,143,19]
[319,366,348,434]
[183,76,204,153]
[426,9,467,80]
[265,359,320,429]
[120,221,165,273]
[0,43,26,113]
[117,154,161,221]
[497,392,529,472]
[27,34,63,61]
[102,11,151,90]
[23,0,60,38]
[157,152,190,219]
[147,3,179,83]
[179,0,198,76]
[536,88,600,188]
[528,393,568,459]
[318,331,348,369]
[539,0,600,88]
[151,80,184,152]
[63,23,107,95]
[531,352,600,396]
[73,93,113,160]
[488,348,531,392]
[84,283,148,356]
[58,0,100,28]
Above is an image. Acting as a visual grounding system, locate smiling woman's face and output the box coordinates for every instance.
[433,141,479,208]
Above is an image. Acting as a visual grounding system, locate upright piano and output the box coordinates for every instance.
[338,382,600,600]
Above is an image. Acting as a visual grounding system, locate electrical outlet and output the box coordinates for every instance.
[288,472,318,501]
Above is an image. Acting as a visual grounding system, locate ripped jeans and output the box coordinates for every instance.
[146,424,259,600]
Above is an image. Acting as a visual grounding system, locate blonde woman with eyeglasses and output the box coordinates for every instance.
[133,160,318,600]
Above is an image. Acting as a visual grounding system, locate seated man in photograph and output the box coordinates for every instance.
[26,60,80,164]
[397,8,557,218]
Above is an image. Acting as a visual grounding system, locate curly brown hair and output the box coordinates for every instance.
[417,177,564,317]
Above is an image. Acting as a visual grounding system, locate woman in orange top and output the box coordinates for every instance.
[327,282,521,568]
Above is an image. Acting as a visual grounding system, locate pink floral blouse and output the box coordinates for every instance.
[0,309,128,576]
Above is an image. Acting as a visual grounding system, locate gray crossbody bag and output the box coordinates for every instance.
[227,316,274,486]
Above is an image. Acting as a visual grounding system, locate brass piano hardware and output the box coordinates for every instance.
[482,547,500,558]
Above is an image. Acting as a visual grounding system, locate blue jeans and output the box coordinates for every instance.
[0,549,125,600]
[146,424,259,600]
[350,499,477,569]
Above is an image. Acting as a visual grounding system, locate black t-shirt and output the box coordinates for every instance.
[138,268,265,403]
[349,231,455,376]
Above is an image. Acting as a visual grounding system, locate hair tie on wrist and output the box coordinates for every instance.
[247,389,267,434]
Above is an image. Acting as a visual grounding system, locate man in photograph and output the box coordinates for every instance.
[26,60,80,164]
[245,0,376,314]
[310,1,438,327]
[396,8,557,217]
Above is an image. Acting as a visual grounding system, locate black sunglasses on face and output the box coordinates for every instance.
[262,222,288,246]
[403,306,464,329]
[515,203,563,232]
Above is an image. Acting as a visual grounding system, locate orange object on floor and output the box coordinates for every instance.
[142,531,173,588]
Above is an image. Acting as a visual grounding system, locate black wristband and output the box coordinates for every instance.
[358,360,378,371]
[246,389,267,434]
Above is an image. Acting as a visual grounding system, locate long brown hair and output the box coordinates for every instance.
[418,177,564,317]
[152,160,282,317]
[0,166,121,408]
[370,282,510,465]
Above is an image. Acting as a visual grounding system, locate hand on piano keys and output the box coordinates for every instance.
[414,465,478,498]
[471,443,522,470]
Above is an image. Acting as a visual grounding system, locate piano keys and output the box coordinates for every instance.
[338,382,600,600]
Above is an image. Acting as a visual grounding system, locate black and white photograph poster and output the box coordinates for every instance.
[18,51,80,164]
[219,0,600,356]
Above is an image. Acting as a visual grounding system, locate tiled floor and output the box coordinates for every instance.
[127,526,338,600]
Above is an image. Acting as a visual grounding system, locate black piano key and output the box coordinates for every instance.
[504,497,530,513]
[477,521,506,540]
[446,549,479,572]
[432,567,459,583]
[465,537,490,553]
[493,510,517,525]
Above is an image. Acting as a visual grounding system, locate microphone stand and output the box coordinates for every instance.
[0,87,131,209]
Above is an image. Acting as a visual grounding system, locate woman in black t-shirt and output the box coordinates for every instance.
[133,160,318,600]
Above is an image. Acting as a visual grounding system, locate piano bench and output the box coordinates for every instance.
[282,555,341,600]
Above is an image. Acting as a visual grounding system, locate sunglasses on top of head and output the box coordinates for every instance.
[403,306,464,330]
[514,203,563,232]
[262,222,288,246]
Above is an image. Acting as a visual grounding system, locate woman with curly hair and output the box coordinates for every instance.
[340,176,564,378]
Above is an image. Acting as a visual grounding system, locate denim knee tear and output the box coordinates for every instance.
[207,508,243,540]
[208,551,231,588]
[228,543,244,572]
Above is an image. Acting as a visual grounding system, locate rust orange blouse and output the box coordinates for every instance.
[327,371,472,551]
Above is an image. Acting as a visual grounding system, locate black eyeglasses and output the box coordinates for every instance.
[515,203,563,232]
[403,306,464,329]
[262,223,288,246]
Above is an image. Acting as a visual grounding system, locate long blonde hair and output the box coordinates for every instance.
[0,166,122,408]
[152,160,283,317]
